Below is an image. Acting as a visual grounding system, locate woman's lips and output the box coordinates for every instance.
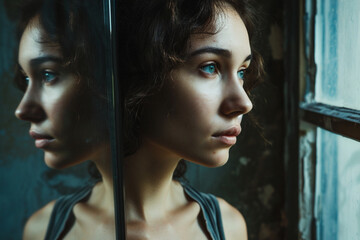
[212,127,241,145]
[29,131,54,148]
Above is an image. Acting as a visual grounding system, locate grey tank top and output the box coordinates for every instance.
[45,182,225,240]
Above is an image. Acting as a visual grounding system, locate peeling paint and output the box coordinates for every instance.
[239,156,251,166]
[268,24,284,60]
[258,184,275,209]
[299,121,316,240]
[259,223,281,240]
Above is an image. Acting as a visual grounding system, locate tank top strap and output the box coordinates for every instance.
[182,183,226,240]
[44,183,95,240]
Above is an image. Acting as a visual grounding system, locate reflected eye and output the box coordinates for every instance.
[237,69,245,80]
[200,63,217,75]
[42,71,58,83]
[24,76,30,85]
[19,69,30,87]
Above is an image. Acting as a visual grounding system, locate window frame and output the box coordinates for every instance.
[300,0,360,143]
[105,0,126,239]
[286,0,360,239]
[283,0,301,239]
[300,102,360,141]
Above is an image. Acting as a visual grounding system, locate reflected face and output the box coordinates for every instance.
[141,7,252,167]
[15,18,107,169]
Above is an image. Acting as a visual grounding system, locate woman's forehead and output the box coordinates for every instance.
[19,19,61,67]
[187,7,249,55]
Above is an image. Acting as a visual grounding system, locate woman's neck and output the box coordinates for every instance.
[90,144,115,215]
[123,140,185,223]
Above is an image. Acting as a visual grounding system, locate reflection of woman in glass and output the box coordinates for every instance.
[17,0,263,239]
[16,0,114,239]
[121,0,263,239]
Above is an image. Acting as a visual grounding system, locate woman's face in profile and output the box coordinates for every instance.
[16,18,107,169]
[141,7,252,167]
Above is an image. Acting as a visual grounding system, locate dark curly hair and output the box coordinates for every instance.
[14,0,107,99]
[14,0,265,180]
[119,0,265,178]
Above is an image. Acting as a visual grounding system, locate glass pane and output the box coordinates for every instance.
[0,0,117,238]
[315,128,360,240]
[315,0,360,110]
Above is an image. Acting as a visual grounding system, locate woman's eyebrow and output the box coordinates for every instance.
[29,55,63,68]
[189,47,252,63]
[189,47,231,58]
[243,54,252,62]
[17,63,25,73]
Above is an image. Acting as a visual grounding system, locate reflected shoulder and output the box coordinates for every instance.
[217,197,248,240]
[23,200,56,240]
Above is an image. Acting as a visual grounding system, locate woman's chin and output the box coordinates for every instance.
[44,152,77,170]
[187,150,230,168]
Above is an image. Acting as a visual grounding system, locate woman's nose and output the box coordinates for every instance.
[220,75,253,118]
[15,87,46,123]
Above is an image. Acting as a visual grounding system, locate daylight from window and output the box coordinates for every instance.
[315,128,360,240]
[313,1,360,239]
[315,0,360,110]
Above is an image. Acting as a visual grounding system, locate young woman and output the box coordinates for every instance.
[17,0,264,239]
[16,0,115,239]
[120,1,263,239]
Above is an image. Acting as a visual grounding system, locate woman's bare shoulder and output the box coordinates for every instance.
[217,197,248,240]
[23,200,56,240]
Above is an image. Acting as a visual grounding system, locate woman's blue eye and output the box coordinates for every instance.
[25,76,30,85]
[237,70,245,80]
[200,64,217,74]
[42,71,58,83]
